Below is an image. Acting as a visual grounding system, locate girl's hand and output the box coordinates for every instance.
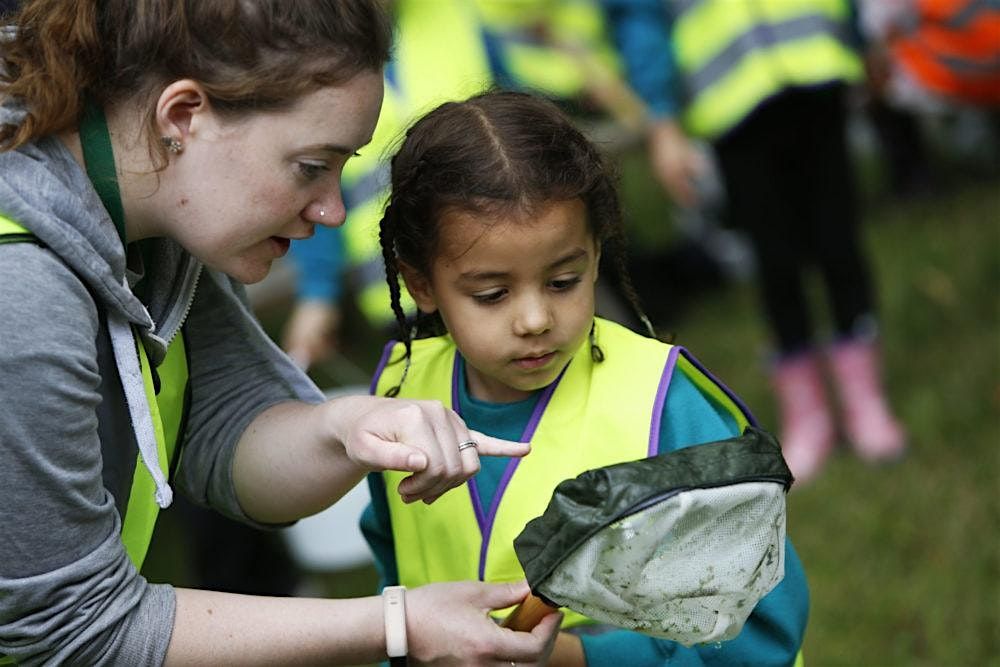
[406,580,562,666]
[324,395,530,503]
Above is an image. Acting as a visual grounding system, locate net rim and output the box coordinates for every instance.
[513,426,793,589]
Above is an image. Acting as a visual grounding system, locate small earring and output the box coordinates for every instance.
[589,320,605,362]
[160,136,183,154]
[319,209,326,217]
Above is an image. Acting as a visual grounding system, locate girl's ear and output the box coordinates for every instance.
[398,260,438,313]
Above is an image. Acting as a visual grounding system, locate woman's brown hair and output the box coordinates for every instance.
[0,0,391,158]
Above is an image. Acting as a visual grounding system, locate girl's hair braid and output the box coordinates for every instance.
[377,202,410,397]
[602,216,657,339]
[573,132,657,341]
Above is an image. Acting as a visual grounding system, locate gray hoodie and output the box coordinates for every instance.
[0,105,325,664]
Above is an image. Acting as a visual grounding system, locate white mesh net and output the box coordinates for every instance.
[536,481,786,646]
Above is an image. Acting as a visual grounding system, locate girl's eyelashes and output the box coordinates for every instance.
[550,276,583,291]
[296,161,330,181]
[471,276,582,305]
[473,289,507,305]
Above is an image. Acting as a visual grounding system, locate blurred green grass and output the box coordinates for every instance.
[145,166,999,665]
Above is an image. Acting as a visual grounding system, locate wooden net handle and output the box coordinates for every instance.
[501,592,560,631]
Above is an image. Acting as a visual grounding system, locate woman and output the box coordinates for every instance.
[0,1,560,664]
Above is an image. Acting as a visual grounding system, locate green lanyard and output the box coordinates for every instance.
[79,100,127,247]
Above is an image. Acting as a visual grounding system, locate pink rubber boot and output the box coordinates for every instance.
[827,338,907,462]
[771,352,837,485]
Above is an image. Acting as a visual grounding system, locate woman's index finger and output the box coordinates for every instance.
[468,431,531,458]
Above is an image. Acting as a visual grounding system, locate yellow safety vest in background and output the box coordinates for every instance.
[374,317,751,628]
[474,0,621,99]
[673,0,863,139]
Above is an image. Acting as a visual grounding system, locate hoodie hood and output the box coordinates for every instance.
[0,104,203,355]
[0,135,149,325]
[0,103,203,508]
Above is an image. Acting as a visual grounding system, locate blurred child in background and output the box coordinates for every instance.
[602,0,908,483]
[361,90,809,666]
[858,0,1000,194]
[859,0,1000,110]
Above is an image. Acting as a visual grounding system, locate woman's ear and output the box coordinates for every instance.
[154,79,210,145]
[398,260,438,313]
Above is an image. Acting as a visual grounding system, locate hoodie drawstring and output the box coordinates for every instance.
[106,303,174,509]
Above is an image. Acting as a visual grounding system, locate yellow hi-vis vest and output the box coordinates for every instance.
[372,317,751,628]
[673,0,863,139]
[0,215,187,571]
[341,0,494,328]
[473,0,623,99]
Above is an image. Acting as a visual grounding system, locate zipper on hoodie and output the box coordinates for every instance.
[155,255,203,347]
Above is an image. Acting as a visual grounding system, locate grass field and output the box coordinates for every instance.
[665,180,1000,666]
[145,163,999,666]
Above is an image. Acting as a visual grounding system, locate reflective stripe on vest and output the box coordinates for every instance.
[0,215,187,571]
[672,0,863,138]
[373,317,752,628]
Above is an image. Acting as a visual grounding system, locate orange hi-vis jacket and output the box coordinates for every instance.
[892,0,1000,105]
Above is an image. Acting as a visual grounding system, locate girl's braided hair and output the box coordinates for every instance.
[378,90,652,396]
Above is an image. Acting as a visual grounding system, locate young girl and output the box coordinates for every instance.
[363,90,809,665]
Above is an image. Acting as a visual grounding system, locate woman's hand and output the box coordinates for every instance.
[324,394,530,504]
[406,581,562,666]
[166,581,559,665]
[235,396,529,523]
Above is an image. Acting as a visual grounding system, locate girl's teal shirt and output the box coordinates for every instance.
[362,355,809,666]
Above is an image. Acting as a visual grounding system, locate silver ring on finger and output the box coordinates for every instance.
[457,439,478,452]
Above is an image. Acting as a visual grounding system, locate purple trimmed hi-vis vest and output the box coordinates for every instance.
[373,317,752,627]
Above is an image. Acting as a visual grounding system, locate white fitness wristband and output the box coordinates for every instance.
[383,585,408,664]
